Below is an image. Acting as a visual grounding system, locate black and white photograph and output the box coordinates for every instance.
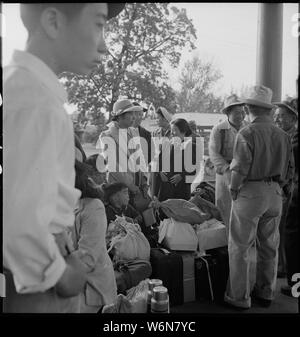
[0,1,299,327]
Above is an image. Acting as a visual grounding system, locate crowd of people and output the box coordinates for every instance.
[3,3,299,313]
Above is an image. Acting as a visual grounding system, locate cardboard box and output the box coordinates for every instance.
[196,220,227,253]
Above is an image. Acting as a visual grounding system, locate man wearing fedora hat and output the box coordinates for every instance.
[98,98,149,202]
[273,99,298,279]
[3,3,125,313]
[224,85,295,310]
[209,94,247,231]
[274,99,298,139]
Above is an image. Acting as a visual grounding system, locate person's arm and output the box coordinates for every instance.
[70,199,108,272]
[56,254,87,297]
[209,126,230,174]
[3,74,82,294]
[229,132,253,199]
[125,204,143,225]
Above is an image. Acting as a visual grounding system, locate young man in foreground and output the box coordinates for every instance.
[3,3,125,313]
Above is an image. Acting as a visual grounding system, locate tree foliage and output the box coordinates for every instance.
[60,2,197,130]
[176,55,223,114]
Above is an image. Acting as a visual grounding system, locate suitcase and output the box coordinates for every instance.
[195,247,229,303]
[114,260,152,294]
[195,254,218,301]
[150,248,184,306]
[206,246,229,302]
[175,251,196,303]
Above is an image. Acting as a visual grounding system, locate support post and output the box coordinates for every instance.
[256,3,283,102]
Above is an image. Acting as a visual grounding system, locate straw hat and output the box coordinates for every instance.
[157,107,173,122]
[274,99,298,118]
[240,85,274,109]
[222,94,244,114]
[112,99,143,118]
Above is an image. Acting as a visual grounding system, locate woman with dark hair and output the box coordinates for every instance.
[157,118,197,201]
[150,107,173,198]
[69,165,117,313]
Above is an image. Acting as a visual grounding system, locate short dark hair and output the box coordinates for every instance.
[246,104,271,116]
[171,118,193,137]
[20,4,87,34]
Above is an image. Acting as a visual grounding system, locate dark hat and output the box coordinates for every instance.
[108,3,125,20]
[274,99,298,118]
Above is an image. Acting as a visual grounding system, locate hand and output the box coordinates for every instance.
[224,168,231,186]
[170,174,182,186]
[124,216,134,224]
[56,254,87,298]
[65,252,88,274]
[230,188,239,201]
[160,172,169,182]
[149,197,160,210]
[141,184,149,198]
[53,231,74,257]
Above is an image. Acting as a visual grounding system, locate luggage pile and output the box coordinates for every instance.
[107,196,230,311]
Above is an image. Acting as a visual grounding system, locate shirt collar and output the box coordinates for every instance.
[221,119,242,131]
[251,115,273,124]
[286,125,297,138]
[10,50,67,103]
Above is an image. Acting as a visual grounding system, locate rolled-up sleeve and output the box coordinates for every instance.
[3,72,78,293]
[230,132,253,177]
[209,126,230,174]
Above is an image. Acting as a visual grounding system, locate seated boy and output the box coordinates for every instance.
[103,183,143,226]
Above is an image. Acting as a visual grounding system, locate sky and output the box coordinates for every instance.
[1,3,298,99]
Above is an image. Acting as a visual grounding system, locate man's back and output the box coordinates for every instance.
[232,116,294,185]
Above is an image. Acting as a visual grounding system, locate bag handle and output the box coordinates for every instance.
[199,256,214,301]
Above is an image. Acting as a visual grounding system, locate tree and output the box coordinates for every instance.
[176,55,223,113]
[60,2,197,125]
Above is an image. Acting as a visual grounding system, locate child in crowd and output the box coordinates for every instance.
[103,183,143,226]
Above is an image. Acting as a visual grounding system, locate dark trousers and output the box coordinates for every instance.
[284,193,299,287]
[278,196,291,273]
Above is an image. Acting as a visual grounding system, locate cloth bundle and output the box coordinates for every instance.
[158,199,211,225]
[189,194,222,221]
[106,216,150,262]
[159,218,198,252]
[102,279,149,313]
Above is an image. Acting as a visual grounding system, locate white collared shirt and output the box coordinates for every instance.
[3,50,81,294]
[209,119,248,174]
